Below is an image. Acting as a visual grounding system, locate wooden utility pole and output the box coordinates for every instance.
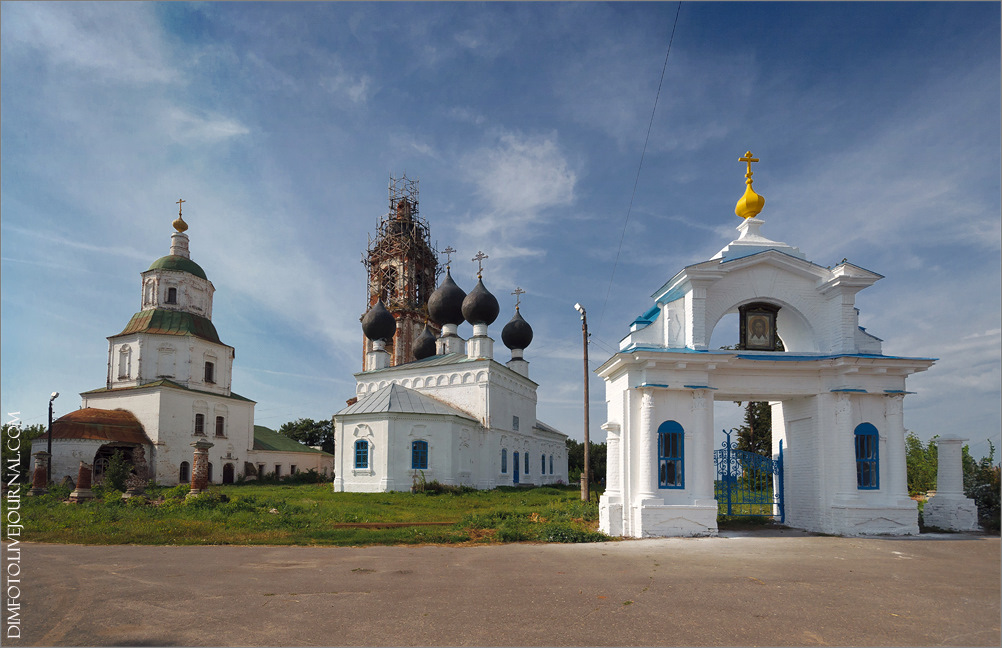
[575,303,590,502]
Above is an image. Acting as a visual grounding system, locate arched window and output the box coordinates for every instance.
[194,413,205,436]
[215,416,225,437]
[524,451,529,475]
[207,462,214,483]
[501,448,507,473]
[204,361,215,384]
[354,440,369,469]
[549,455,553,475]
[541,454,546,475]
[117,346,131,379]
[855,423,879,489]
[179,461,190,483]
[657,421,684,489]
[166,287,178,304]
[411,440,428,470]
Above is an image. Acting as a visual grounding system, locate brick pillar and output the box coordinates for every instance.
[189,440,214,495]
[70,462,96,502]
[29,451,50,496]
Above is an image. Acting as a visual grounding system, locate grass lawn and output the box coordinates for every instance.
[14,482,608,547]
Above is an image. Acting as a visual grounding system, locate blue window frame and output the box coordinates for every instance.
[657,421,684,489]
[411,440,428,470]
[354,439,369,469]
[855,423,879,489]
[501,448,507,473]
[524,451,529,475]
[541,454,546,474]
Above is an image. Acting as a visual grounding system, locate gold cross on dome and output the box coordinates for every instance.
[512,287,525,308]
[739,151,759,183]
[176,198,186,217]
[472,250,488,278]
[443,246,456,267]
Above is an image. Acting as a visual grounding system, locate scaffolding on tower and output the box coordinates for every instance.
[362,174,441,311]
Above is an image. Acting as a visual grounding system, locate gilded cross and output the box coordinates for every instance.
[443,246,456,267]
[512,287,525,308]
[176,198,186,217]
[472,250,488,277]
[739,151,759,182]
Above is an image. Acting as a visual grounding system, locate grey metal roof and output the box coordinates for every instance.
[359,352,476,375]
[336,383,476,421]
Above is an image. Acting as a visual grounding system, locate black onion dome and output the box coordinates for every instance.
[461,277,500,326]
[413,324,437,360]
[427,268,466,326]
[502,308,534,350]
[361,299,396,342]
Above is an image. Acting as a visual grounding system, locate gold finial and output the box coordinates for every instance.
[735,151,765,219]
[172,198,189,233]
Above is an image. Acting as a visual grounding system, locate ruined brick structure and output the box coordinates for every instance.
[362,175,441,367]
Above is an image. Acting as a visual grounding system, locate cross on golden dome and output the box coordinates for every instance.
[734,151,766,220]
[172,198,189,233]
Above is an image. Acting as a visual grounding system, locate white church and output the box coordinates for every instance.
[332,181,568,492]
[598,152,945,538]
[35,209,334,486]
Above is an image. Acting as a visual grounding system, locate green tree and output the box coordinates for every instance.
[278,418,335,455]
[905,431,938,495]
[963,440,1000,531]
[736,402,771,456]
[565,439,606,485]
[1,423,47,483]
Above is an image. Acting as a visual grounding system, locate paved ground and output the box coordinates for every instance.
[8,530,1000,647]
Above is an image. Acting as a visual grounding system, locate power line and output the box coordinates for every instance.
[598,2,683,331]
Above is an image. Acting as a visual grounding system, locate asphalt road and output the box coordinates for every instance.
[8,530,1000,647]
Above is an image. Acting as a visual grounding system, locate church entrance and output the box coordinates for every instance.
[513,452,520,484]
[222,463,235,484]
[713,429,784,521]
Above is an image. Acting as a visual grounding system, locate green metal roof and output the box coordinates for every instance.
[81,378,254,402]
[253,425,333,455]
[113,309,222,344]
[148,255,208,279]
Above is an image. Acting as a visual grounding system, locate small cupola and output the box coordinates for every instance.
[361,299,396,371]
[413,323,437,361]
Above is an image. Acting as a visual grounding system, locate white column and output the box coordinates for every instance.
[602,422,621,498]
[935,436,967,495]
[833,392,857,497]
[637,389,657,501]
[884,394,910,498]
[690,390,714,501]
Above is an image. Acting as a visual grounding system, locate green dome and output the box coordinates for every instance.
[148,255,207,280]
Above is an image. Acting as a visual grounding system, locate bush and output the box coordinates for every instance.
[103,451,132,492]
[163,483,191,500]
[964,441,1001,532]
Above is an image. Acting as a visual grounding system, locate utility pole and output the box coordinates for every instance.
[574,303,590,502]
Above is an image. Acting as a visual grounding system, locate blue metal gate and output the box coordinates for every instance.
[714,430,784,521]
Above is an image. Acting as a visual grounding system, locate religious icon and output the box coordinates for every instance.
[740,304,778,351]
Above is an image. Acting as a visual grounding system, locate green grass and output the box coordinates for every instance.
[715,481,778,516]
[12,482,609,546]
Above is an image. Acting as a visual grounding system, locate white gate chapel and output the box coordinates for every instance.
[598,153,936,537]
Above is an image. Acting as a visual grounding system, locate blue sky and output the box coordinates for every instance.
[2,2,999,459]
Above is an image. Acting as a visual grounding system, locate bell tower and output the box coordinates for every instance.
[362,175,440,367]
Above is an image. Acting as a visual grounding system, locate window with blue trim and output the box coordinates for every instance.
[541,454,546,474]
[855,423,879,489]
[657,421,684,489]
[501,448,507,473]
[411,440,428,470]
[354,439,369,469]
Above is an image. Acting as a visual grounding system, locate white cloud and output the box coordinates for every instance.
[163,107,250,144]
[465,131,576,218]
[1,2,179,85]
